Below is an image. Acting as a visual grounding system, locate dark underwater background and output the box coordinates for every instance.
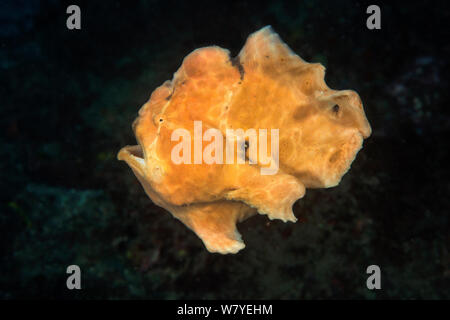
[1,0,449,299]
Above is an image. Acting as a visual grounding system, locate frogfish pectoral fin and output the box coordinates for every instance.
[172,201,256,254]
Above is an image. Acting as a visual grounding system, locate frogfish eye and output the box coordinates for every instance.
[332,104,340,114]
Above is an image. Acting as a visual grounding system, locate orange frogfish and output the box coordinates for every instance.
[118,26,371,254]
